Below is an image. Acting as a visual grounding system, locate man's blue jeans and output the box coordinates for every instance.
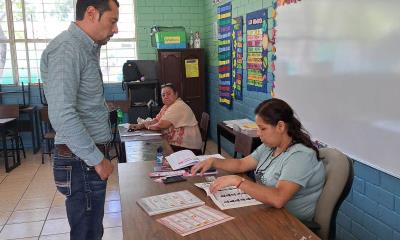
[53,150,107,240]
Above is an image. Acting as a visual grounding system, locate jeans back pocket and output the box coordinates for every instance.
[53,165,72,197]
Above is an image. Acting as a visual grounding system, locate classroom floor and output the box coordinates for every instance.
[0,140,229,239]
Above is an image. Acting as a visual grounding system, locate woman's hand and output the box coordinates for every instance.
[129,123,143,130]
[190,158,215,175]
[209,175,242,193]
[143,121,152,129]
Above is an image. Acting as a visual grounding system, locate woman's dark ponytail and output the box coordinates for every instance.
[255,98,320,159]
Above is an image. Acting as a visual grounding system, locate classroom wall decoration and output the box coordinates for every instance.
[246,9,269,93]
[217,2,233,108]
[232,16,243,100]
[277,0,302,6]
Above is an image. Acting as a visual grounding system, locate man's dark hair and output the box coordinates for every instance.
[76,0,119,21]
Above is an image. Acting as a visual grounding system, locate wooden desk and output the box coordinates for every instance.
[0,118,21,172]
[217,121,261,154]
[118,161,320,240]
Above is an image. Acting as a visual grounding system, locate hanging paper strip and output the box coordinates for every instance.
[270,3,278,97]
[232,16,243,100]
[277,0,301,6]
[246,9,269,93]
[217,2,233,108]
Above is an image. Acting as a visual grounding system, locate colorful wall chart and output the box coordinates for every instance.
[232,16,243,100]
[277,0,302,6]
[246,9,269,93]
[217,2,233,108]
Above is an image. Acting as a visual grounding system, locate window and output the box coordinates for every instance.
[0,0,136,85]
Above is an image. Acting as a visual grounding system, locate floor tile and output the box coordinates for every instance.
[41,218,70,236]
[16,198,53,211]
[0,221,44,239]
[104,200,121,213]
[0,199,19,212]
[105,190,120,201]
[47,206,67,220]
[51,196,65,208]
[8,208,49,224]
[0,211,11,226]
[23,189,56,199]
[39,233,69,240]
[103,227,123,240]
[103,212,122,228]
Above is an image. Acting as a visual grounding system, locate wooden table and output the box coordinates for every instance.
[0,118,21,172]
[217,121,261,154]
[118,161,320,240]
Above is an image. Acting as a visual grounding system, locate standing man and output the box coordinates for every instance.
[40,1,119,239]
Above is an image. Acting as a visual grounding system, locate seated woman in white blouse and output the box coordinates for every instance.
[130,83,202,155]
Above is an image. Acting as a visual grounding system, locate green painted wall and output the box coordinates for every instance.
[135,0,205,60]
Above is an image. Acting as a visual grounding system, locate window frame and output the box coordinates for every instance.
[1,0,136,85]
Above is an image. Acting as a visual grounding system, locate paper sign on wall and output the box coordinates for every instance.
[185,59,199,78]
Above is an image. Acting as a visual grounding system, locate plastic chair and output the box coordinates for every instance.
[233,130,253,158]
[108,109,120,161]
[39,106,55,163]
[233,130,255,180]
[305,147,354,240]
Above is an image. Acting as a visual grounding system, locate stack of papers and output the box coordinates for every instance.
[137,190,204,216]
[223,119,258,136]
[165,150,224,170]
[120,130,162,137]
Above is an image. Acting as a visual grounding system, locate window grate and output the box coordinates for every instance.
[0,0,136,85]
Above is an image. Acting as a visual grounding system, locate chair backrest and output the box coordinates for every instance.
[38,81,48,106]
[199,112,210,154]
[314,148,354,240]
[0,104,19,119]
[39,106,54,136]
[234,130,253,157]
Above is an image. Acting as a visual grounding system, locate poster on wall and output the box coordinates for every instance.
[246,9,269,93]
[217,2,233,108]
[232,16,243,100]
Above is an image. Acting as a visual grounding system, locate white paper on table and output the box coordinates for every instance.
[194,182,262,210]
[157,205,234,236]
[166,151,225,171]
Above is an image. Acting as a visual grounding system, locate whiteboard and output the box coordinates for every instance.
[274,0,400,178]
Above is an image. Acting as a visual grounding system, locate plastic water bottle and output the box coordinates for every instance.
[117,108,123,124]
[156,146,163,166]
[189,31,194,48]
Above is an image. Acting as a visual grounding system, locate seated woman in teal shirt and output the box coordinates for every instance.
[191,98,325,221]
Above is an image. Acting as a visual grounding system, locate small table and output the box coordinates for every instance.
[117,125,170,163]
[217,121,261,154]
[118,161,320,240]
[0,118,21,172]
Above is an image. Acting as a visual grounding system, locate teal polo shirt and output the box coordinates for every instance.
[251,143,325,221]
